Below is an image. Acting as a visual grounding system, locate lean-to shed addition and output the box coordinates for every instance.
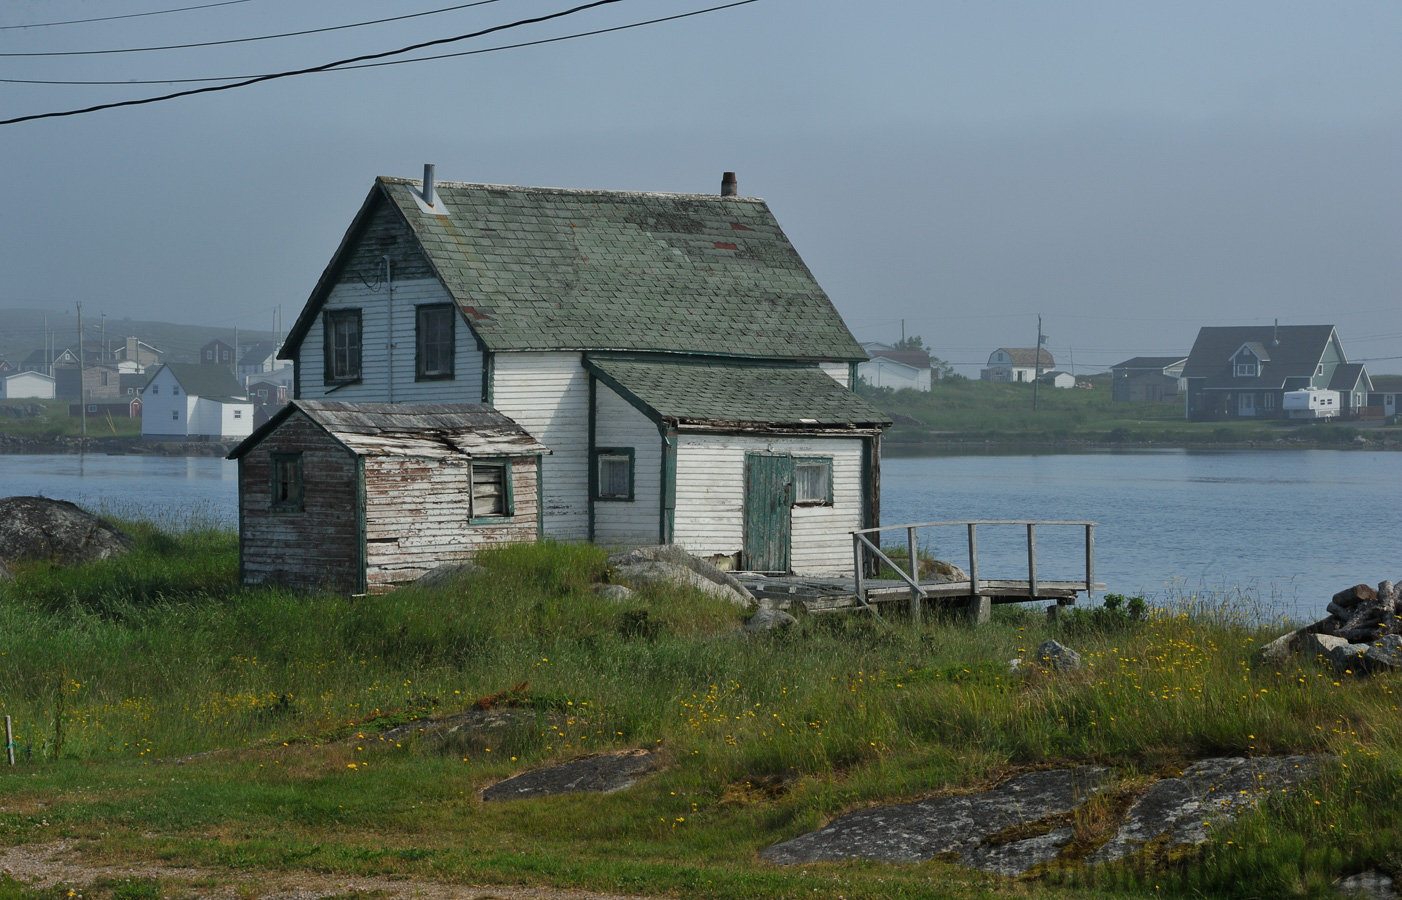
[229,400,547,593]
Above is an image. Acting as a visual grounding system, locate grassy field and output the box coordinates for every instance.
[862,376,1402,448]
[2,521,1400,899]
[0,399,142,439]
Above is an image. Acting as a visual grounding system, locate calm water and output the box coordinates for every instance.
[2,450,1397,618]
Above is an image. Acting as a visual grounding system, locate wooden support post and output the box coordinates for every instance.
[1027,523,1038,597]
[5,715,13,766]
[967,523,979,595]
[907,525,921,625]
[852,535,865,604]
[966,595,991,625]
[1085,524,1095,599]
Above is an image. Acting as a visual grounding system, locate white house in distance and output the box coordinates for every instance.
[141,363,253,441]
[981,348,1055,383]
[276,167,889,575]
[857,343,932,392]
[0,371,56,399]
[1038,371,1076,389]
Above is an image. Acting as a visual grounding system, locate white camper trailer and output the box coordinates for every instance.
[1283,388,1340,420]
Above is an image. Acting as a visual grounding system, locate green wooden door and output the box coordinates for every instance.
[744,453,793,573]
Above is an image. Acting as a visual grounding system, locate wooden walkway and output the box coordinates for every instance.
[736,519,1105,620]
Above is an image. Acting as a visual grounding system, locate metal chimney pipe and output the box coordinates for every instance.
[423,163,436,206]
[720,171,737,197]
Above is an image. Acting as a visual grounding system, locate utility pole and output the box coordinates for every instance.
[234,326,240,380]
[77,302,86,437]
[43,314,49,376]
[100,313,107,364]
[1032,314,1043,412]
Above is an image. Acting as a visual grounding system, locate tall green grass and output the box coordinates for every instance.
[2,520,1401,898]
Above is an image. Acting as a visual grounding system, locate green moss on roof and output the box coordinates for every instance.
[378,178,866,362]
[585,356,890,427]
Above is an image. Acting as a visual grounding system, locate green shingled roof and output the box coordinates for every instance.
[584,356,890,428]
[158,363,246,402]
[374,178,866,361]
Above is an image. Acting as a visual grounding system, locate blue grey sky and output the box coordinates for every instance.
[2,0,1399,374]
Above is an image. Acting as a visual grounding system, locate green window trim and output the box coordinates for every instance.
[270,451,304,513]
[792,456,834,507]
[592,447,635,502]
[469,457,514,523]
[322,308,363,385]
[414,303,456,381]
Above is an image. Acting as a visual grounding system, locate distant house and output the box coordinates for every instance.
[117,337,163,370]
[1110,356,1187,403]
[1181,324,1368,422]
[238,341,291,381]
[0,371,55,400]
[0,359,12,374]
[1328,364,1373,418]
[276,168,889,575]
[55,364,122,400]
[247,379,290,428]
[119,372,150,397]
[141,363,253,440]
[1038,370,1075,389]
[69,397,142,419]
[228,400,548,593]
[858,343,933,391]
[981,348,1054,383]
[21,346,77,374]
[199,338,237,367]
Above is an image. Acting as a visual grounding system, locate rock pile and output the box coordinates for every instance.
[1258,580,1402,674]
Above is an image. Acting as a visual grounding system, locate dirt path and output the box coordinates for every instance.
[1,841,646,900]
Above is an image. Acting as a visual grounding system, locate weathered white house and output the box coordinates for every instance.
[0,371,56,400]
[141,363,253,441]
[279,168,889,574]
[229,400,547,593]
[981,348,1054,383]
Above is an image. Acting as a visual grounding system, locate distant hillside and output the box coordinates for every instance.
[0,308,275,367]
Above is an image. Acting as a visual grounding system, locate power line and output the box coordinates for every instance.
[0,0,256,31]
[0,0,633,126]
[0,0,507,57]
[0,0,761,86]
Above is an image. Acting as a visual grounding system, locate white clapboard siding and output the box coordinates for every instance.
[140,368,185,438]
[593,382,663,545]
[362,455,538,589]
[673,434,865,576]
[490,351,589,540]
[298,278,484,403]
[819,361,850,388]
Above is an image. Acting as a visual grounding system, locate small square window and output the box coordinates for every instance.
[594,449,633,501]
[470,461,511,519]
[793,458,833,506]
[234,409,242,419]
[171,410,179,420]
[271,452,303,512]
[151,385,159,394]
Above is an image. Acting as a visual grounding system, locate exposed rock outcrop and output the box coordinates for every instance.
[482,750,659,802]
[0,496,134,567]
[607,545,755,607]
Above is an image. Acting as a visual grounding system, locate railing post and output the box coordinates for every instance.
[853,533,866,603]
[967,523,979,595]
[907,525,921,625]
[1027,523,1038,597]
[1085,523,1095,598]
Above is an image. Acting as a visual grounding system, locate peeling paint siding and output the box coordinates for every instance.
[238,412,361,591]
[490,352,589,540]
[818,362,850,388]
[672,434,864,576]
[297,277,483,403]
[362,455,538,591]
[593,382,662,545]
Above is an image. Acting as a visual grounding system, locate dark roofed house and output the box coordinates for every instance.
[1181,324,1366,421]
[981,348,1054,383]
[275,167,889,576]
[1328,363,1373,417]
[229,400,548,593]
[1109,356,1188,403]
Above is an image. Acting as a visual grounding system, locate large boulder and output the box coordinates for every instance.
[1036,640,1081,672]
[607,545,755,607]
[0,496,134,567]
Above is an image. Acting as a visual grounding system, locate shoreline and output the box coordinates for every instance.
[0,434,236,457]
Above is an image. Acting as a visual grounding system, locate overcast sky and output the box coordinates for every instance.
[2,0,1398,375]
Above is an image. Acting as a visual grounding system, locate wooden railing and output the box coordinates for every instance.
[851,520,1096,623]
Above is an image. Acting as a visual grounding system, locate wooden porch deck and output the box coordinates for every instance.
[734,574,1107,615]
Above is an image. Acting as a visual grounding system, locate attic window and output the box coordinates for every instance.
[323,308,362,384]
[415,304,455,381]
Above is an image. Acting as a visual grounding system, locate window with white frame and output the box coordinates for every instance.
[793,457,833,506]
[593,448,633,501]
